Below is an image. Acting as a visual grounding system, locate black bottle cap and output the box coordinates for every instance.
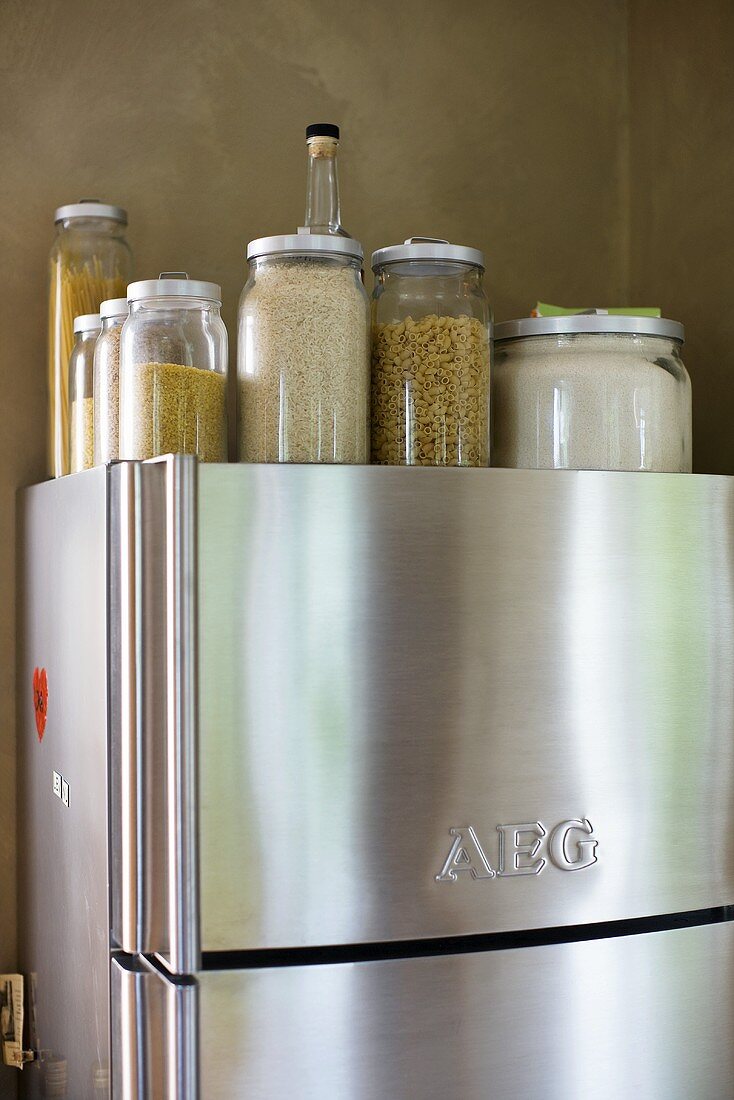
[306,123,340,139]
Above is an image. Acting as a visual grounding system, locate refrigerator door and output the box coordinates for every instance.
[17,470,110,1099]
[119,920,734,1099]
[110,463,734,960]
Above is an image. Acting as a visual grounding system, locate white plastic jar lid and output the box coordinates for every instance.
[127,272,221,304]
[495,315,685,343]
[73,313,102,334]
[371,237,485,271]
[55,199,127,225]
[100,298,129,320]
[247,233,363,262]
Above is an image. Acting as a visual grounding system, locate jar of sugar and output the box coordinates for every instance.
[491,316,692,472]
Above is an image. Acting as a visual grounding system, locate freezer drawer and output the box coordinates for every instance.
[110,462,734,962]
[115,919,734,1100]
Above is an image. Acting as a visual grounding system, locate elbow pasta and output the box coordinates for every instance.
[371,314,490,465]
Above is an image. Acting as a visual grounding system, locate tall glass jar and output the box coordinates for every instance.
[48,200,131,477]
[68,313,101,473]
[119,273,228,463]
[492,316,692,472]
[371,238,492,466]
[93,297,129,465]
[237,234,370,463]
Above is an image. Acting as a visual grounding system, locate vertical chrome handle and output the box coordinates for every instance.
[110,457,199,972]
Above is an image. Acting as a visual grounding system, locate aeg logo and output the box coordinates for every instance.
[435,819,598,882]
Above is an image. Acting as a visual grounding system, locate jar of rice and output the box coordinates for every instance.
[492,316,692,472]
[371,238,492,467]
[237,234,370,463]
[119,273,228,463]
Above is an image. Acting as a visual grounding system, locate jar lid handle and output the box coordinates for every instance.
[158,271,189,280]
[404,237,449,246]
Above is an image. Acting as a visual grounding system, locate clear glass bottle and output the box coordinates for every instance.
[48,200,131,477]
[371,238,492,466]
[303,123,349,237]
[68,313,101,473]
[119,273,228,463]
[93,297,128,465]
[238,235,369,463]
[492,316,692,472]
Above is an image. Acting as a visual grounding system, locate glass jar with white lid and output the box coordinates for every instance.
[48,200,132,477]
[93,297,128,465]
[492,315,692,472]
[119,273,228,463]
[237,234,370,463]
[371,237,492,466]
[69,312,101,473]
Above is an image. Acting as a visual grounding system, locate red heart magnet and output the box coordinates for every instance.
[33,667,48,742]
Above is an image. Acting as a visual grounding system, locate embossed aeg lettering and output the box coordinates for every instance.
[435,819,597,882]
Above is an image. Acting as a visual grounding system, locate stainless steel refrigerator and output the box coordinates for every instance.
[16,457,734,1098]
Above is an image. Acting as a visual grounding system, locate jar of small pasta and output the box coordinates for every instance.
[119,273,228,463]
[69,313,101,473]
[371,237,491,466]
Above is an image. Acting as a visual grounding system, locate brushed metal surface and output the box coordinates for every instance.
[195,466,734,949]
[17,469,110,1099]
[195,921,734,1100]
[110,460,169,958]
[110,456,199,973]
[111,955,196,1100]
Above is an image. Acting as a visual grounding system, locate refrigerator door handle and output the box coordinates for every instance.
[111,954,198,1100]
[111,456,200,974]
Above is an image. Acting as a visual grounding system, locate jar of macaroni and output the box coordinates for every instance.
[371,237,491,466]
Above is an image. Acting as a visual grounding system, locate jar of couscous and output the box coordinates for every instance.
[93,297,128,465]
[69,312,101,473]
[370,237,492,466]
[119,273,228,463]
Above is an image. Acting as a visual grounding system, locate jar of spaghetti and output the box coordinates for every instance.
[48,200,131,477]
[371,237,491,466]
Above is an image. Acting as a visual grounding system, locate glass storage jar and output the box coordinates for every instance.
[93,298,128,465]
[237,234,370,463]
[48,200,132,477]
[492,316,692,472]
[119,273,228,463]
[68,313,101,473]
[371,237,491,466]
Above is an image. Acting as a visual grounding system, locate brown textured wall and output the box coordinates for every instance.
[629,0,734,474]
[0,0,629,1089]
